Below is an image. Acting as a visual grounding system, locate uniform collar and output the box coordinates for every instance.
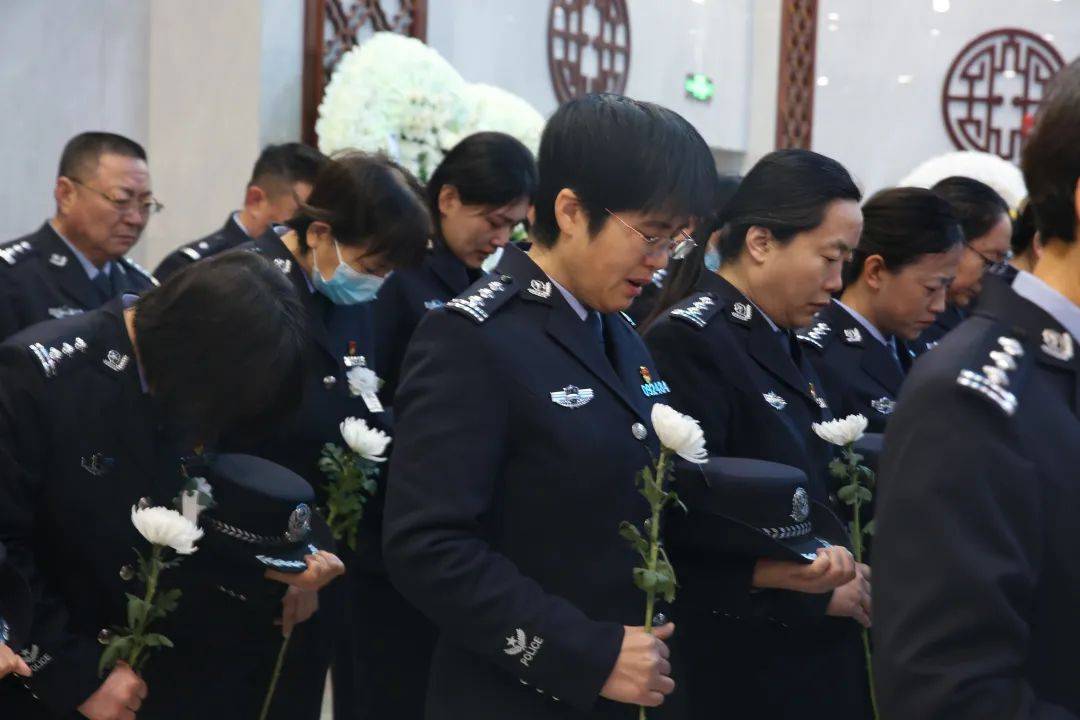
[1012,270,1080,347]
[230,211,255,239]
[49,220,111,280]
[549,277,588,321]
[833,299,890,347]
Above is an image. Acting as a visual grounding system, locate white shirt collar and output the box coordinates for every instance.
[549,276,588,321]
[50,220,112,280]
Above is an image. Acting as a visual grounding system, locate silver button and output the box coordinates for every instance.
[652,612,667,626]
[323,375,337,389]
[97,628,113,645]
[137,497,152,510]
[119,565,134,581]
[631,422,647,441]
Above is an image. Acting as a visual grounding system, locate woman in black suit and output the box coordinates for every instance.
[799,187,964,432]
[643,149,871,719]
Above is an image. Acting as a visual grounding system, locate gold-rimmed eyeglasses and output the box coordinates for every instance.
[605,208,697,260]
[70,178,164,217]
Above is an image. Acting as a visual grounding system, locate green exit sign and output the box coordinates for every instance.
[685,73,715,102]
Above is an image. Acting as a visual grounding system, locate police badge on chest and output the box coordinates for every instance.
[638,366,670,397]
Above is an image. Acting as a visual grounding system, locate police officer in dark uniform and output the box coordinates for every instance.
[0,253,344,719]
[798,188,964,432]
[383,94,717,719]
[374,132,535,402]
[911,176,1012,355]
[642,149,870,719]
[0,541,33,680]
[226,151,431,720]
[874,56,1080,719]
[0,132,159,340]
[154,142,327,281]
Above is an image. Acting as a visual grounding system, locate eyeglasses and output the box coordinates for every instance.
[605,209,697,259]
[965,243,1011,271]
[70,179,164,217]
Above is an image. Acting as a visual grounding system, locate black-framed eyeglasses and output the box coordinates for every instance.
[965,242,1012,271]
[605,208,697,259]
[70,178,164,217]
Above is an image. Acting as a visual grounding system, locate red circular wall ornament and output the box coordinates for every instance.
[548,0,632,103]
[942,28,1064,163]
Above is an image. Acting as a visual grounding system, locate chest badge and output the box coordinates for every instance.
[48,253,68,268]
[551,385,594,408]
[638,366,670,397]
[81,453,114,477]
[870,396,895,415]
[763,391,787,410]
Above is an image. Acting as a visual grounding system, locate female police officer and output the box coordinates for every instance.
[374,131,536,402]
[229,151,431,720]
[798,187,964,432]
[643,149,870,719]
[383,93,716,719]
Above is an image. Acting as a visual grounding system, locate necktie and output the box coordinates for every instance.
[92,266,115,301]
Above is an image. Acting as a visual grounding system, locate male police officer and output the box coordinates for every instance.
[0,132,159,340]
[383,94,718,719]
[0,253,343,719]
[154,142,327,281]
[874,57,1080,717]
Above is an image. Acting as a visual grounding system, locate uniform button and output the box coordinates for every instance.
[631,422,647,441]
[323,375,337,389]
[652,612,667,626]
[828,493,838,505]
[137,497,152,510]
[499,274,513,283]
[97,628,113,645]
[119,565,134,581]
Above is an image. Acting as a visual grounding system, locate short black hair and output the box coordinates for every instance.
[428,131,537,224]
[249,142,328,192]
[134,251,307,443]
[931,176,1010,241]
[286,151,431,269]
[1022,57,1080,244]
[57,131,147,180]
[843,187,964,286]
[1011,198,1039,255]
[531,94,718,247]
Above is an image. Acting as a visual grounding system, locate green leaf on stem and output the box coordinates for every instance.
[828,458,848,480]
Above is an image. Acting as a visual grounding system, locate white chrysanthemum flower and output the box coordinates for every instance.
[812,414,869,447]
[131,506,203,555]
[461,83,545,157]
[347,366,380,398]
[899,150,1027,210]
[651,404,708,464]
[316,32,468,179]
[340,417,392,462]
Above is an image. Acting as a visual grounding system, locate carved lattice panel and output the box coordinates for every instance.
[548,0,632,103]
[303,0,427,145]
[942,28,1064,163]
[775,0,818,150]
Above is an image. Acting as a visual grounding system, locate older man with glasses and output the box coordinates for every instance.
[0,132,161,340]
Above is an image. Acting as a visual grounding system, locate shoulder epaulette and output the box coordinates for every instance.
[174,231,237,264]
[0,239,35,267]
[120,257,160,287]
[669,292,721,329]
[955,333,1030,416]
[26,335,91,379]
[445,273,519,324]
[796,321,834,350]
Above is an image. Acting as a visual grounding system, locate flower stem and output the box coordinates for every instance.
[639,449,669,720]
[846,446,878,719]
[127,544,162,672]
[259,634,292,720]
